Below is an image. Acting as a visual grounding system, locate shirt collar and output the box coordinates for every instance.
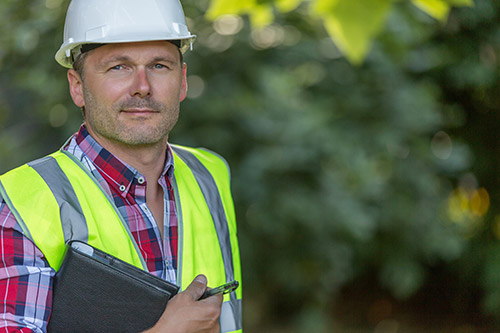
[72,124,175,196]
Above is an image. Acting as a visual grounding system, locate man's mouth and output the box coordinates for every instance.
[121,108,157,114]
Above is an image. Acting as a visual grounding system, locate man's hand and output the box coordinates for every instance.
[144,275,223,333]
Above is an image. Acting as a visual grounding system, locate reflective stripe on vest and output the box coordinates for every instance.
[29,156,89,243]
[0,145,242,332]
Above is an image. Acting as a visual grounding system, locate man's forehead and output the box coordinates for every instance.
[88,41,180,63]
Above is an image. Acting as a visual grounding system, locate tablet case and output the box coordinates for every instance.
[47,240,179,333]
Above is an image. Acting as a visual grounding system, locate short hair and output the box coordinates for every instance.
[72,51,90,81]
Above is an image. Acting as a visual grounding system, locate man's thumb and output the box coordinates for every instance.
[184,274,207,301]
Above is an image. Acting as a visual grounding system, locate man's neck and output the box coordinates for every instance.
[93,136,168,238]
[111,144,166,182]
[89,132,168,183]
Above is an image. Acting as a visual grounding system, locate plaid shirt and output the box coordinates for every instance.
[0,125,179,332]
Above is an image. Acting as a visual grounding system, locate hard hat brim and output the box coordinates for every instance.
[55,35,196,68]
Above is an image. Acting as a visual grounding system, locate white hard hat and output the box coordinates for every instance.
[55,0,196,68]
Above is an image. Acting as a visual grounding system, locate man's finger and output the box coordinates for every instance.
[183,274,208,301]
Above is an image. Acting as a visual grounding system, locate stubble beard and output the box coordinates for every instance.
[82,84,179,147]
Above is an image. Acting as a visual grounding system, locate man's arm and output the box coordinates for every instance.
[0,201,54,332]
[145,275,223,333]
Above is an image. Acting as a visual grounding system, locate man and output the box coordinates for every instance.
[0,0,242,332]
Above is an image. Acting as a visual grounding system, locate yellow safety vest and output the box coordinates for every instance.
[0,144,242,333]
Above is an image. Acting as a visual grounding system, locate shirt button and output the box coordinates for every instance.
[138,177,145,184]
[119,185,126,192]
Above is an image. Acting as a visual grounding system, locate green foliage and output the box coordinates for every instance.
[0,1,78,171]
[427,0,500,321]
[180,1,483,329]
[0,0,498,331]
[206,0,474,63]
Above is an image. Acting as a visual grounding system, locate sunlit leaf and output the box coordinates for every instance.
[445,0,474,5]
[206,0,273,28]
[275,0,303,13]
[411,0,451,21]
[310,0,340,15]
[249,4,275,28]
[315,0,392,64]
[206,0,257,19]
[206,0,475,64]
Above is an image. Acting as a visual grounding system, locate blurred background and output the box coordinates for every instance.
[1,0,500,331]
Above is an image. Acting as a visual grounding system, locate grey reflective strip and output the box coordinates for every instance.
[59,150,149,271]
[172,146,235,281]
[28,156,89,243]
[220,294,243,332]
[0,181,34,241]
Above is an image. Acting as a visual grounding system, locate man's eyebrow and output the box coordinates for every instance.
[98,55,178,68]
[98,55,132,68]
[150,56,178,66]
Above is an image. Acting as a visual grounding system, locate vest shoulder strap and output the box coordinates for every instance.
[0,150,146,271]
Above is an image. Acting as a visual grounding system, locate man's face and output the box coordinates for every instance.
[68,41,187,148]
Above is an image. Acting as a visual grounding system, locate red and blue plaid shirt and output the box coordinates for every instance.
[0,125,179,332]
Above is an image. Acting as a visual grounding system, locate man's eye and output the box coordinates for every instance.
[153,64,166,69]
[110,65,123,70]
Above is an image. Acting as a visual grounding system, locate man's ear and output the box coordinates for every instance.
[67,69,85,107]
[179,63,188,102]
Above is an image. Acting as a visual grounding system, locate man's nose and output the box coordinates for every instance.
[130,67,151,98]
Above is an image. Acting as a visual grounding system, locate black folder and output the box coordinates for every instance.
[47,240,179,333]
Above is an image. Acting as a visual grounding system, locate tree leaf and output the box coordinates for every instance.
[310,0,340,15]
[206,0,274,28]
[314,0,392,65]
[206,0,257,20]
[444,0,474,5]
[275,0,303,13]
[249,4,275,28]
[411,0,451,21]
[206,0,476,63]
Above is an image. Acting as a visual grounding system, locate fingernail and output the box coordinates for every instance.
[195,274,207,284]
